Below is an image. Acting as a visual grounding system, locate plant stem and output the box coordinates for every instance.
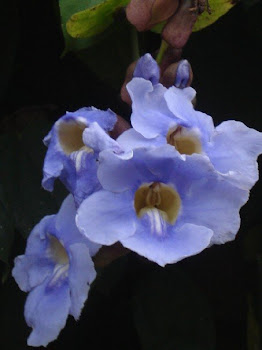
[156,40,169,65]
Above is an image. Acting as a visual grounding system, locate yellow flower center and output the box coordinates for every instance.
[58,120,92,154]
[48,234,69,265]
[166,126,202,155]
[134,182,181,224]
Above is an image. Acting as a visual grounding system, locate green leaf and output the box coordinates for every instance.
[59,0,103,52]
[193,0,235,32]
[133,267,215,350]
[66,0,129,39]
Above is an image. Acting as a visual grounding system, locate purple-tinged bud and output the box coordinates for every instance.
[160,59,193,89]
[133,53,160,85]
[126,0,179,31]
[174,59,192,88]
[121,54,160,105]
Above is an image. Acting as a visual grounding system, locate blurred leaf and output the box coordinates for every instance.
[243,225,262,262]
[0,188,14,266]
[247,294,261,350]
[0,0,19,102]
[0,111,67,246]
[133,266,215,350]
[14,118,67,238]
[94,254,129,295]
[66,0,129,39]
[193,0,235,32]
[76,20,133,89]
[241,0,260,10]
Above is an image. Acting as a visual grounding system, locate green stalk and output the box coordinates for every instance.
[156,39,168,65]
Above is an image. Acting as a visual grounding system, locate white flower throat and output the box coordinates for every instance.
[47,235,69,287]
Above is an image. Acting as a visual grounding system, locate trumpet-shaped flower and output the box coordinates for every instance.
[42,107,117,206]
[76,146,249,267]
[118,77,262,191]
[12,195,100,347]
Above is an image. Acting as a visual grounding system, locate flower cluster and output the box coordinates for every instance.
[13,54,262,346]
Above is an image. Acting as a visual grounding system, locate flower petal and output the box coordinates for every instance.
[12,255,53,292]
[76,190,136,245]
[97,148,154,192]
[68,243,96,320]
[207,120,262,190]
[117,128,165,152]
[121,222,212,267]
[82,122,121,153]
[55,195,101,256]
[127,78,176,138]
[25,278,70,347]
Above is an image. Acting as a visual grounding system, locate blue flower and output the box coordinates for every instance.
[42,107,117,206]
[76,146,248,267]
[12,195,100,347]
[118,78,262,191]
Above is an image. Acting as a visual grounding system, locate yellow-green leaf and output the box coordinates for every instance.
[66,0,129,39]
[193,0,235,32]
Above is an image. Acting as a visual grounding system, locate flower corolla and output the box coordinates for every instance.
[12,195,99,347]
[42,107,117,206]
[76,145,249,266]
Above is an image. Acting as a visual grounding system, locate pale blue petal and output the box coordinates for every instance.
[127,78,176,138]
[67,107,117,131]
[25,278,70,347]
[164,86,199,126]
[25,215,55,256]
[121,222,212,267]
[55,195,101,256]
[207,120,262,190]
[12,255,53,292]
[70,150,101,206]
[82,122,121,153]
[68,243,96,320]
[171,155,250,245]
[117,128,165,152]
[76,190,136,245]
[97,148,154,192]
[133,53,160,85]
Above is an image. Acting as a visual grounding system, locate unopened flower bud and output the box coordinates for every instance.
[121,54,160,105]
[161,59,193,89]
[162,0,198,49]
[126,0,179,31]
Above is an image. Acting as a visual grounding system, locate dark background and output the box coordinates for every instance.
[0,1,262,349]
